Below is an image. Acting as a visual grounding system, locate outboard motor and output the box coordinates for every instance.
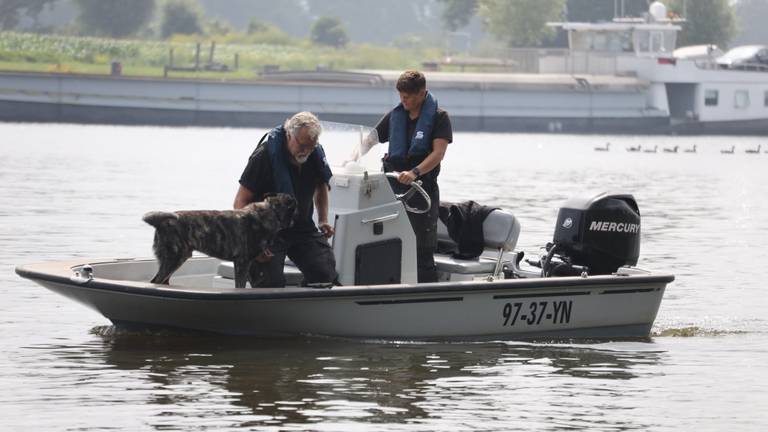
[541,192,640,276]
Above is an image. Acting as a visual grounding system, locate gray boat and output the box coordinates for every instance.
[15,125,672,340]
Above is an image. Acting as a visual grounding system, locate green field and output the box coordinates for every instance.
[0,32,442,80]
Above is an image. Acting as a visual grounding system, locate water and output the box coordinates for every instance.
[1,123,767,431]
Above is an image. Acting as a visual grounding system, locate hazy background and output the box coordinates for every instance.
[5,0,767,53]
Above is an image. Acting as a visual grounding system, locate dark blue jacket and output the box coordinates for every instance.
[387,91,438,166]
[263,126,332,196]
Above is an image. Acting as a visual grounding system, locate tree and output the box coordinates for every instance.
[0,0,55,30]
[439,0,478,31]
[667,0,735,48]
[206,18,233,36]
[247,19,271,34]
[310,16,349,48]
[478,0,565,47]
[161,0,204,38]
[74,0,155,38]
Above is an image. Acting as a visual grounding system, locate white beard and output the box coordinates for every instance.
[295,155,310,164]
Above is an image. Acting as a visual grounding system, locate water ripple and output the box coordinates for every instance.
[2,125,768,431]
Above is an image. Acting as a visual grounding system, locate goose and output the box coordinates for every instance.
[663,145,679,153]
[626,144,642,152]
[643,145,658,153]
[594,142,610,151]
[745,144,761,154]
[684,145,697,153]
[721,145,735,154]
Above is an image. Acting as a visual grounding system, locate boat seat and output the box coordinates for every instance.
[433,254,498,274]
[216,260,303,286]
[434,209,521,275]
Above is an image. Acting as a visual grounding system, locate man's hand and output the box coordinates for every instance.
[397,170,417,185]
[255,248,274,263]
[318,222,335,238]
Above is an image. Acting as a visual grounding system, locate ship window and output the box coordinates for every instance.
[573,30,634,53]
[651,32,663,52]
[663,31,677,53]
[704,90,718,106]
[764,90,768,107]
[735,90,750,109]
[635,30,650,52]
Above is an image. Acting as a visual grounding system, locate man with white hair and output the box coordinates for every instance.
[234,111,336,287]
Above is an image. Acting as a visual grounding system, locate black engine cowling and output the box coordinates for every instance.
[551,192,640,275]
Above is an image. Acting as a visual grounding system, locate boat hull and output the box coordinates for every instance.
[16,258,671,340]
[0,99,672,134]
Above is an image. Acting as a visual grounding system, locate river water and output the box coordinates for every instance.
[1,123,767,431]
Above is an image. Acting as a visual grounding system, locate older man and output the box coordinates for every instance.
[234,111,336,287]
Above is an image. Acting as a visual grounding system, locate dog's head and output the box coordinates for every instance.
[263,193,297,230]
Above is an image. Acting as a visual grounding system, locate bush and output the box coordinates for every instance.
[310,16,349,48]
[0,31,442,75]
[205,19,234,37]
[245,19,296,45]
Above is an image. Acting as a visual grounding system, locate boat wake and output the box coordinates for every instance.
[89,325,202,339]
[652,326,749,337]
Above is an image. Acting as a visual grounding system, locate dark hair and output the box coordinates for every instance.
[396,70,426,94]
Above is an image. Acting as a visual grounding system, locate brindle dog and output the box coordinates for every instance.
[143,194,296,288]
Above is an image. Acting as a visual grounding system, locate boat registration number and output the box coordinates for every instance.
[501,300,572,326]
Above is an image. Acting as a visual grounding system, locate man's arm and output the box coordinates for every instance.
[233,185,255,209]
[374,112,390,144]
[397,138,449,185]
[314,183,334,238]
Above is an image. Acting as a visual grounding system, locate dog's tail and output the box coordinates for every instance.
[142,211,178,228]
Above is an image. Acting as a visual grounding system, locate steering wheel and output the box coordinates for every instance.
[385,172,431,214]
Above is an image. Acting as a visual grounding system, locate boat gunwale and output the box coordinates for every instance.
[15,258,675,302]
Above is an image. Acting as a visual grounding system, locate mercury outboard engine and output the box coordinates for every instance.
[541,192,640,276]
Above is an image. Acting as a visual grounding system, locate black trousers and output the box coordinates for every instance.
[256,230,337,287]
[390,178,439,283]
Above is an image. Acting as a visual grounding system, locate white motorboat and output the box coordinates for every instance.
[15,124,673,340]
[15,255,671,340]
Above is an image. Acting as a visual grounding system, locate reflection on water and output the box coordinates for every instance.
[3,124,768,431]
[26,327,663,430]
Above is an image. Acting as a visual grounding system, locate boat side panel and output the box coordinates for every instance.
[33,278,666,339]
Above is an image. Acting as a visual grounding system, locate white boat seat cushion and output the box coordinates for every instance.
[435,209,521,275]
[434,255,499,274]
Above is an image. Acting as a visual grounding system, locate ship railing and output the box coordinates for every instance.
[474,48,621,75]
[723,63,768,73]
[435,49,768,75]
[458,48,570,73]
[693,60,768,73]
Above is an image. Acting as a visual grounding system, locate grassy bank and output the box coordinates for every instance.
[0,32,442,79]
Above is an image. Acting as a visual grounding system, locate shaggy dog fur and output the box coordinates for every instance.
[143,194,296,288]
